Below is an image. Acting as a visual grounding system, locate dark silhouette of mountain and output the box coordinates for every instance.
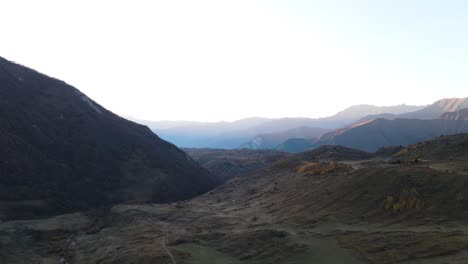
[395,133,468,162]
[296,145,373,161]
[0,57,217,220]
[240,126,329,150]
[141,105,422,149]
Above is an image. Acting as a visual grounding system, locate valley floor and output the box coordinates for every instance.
[3,176,468,264]
[3,135,468,264]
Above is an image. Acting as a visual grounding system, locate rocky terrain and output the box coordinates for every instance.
[1,57,468,264]
[0,57,217,221]
[3,133,468,264]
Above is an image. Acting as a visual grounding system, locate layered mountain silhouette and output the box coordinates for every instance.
[141,105,423,148]
[355,98,468,124]
[278,98,468,152]
[400,98,468,119]
[311,118,468,152]
[0,57,217,220]
[240,126,329,150]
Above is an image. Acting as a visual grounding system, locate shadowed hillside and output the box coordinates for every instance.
[0,57,218,220]
[2,134,468,263]
[395,133,468,162]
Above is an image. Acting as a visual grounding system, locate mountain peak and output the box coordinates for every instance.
[399,97,468,120]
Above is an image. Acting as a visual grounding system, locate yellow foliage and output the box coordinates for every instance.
[384,187,424,213]
[295,162,317,173]
[385,195,394,210]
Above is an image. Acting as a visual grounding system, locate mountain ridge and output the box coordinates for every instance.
[142,104,424,148]
[0,56,218,220]
[277,98,468,153]
[310,118,468,152]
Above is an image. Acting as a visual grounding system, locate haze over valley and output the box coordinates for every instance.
[137,98,468,153]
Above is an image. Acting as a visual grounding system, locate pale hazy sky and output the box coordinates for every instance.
[1,1,467,121]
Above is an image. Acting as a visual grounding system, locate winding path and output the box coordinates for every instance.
[161,235,177,264]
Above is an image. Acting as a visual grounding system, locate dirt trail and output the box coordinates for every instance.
[161,235,177,264]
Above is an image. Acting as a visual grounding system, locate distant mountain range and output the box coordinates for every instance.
[310,118,468,152]
[278,98,468,152]
[0,57,217,220]
[136,96,467,153]
[355,98,468,124]
[137,104,424,149]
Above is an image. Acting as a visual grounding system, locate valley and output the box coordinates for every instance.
[1,57,468,264]
[3,134,468,264]
[2,1,468,263]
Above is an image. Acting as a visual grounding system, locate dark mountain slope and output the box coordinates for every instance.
[395,133,468,162]
[296,145,372,161]
[0,57,217,220]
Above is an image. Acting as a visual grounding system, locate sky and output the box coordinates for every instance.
[0,0,467,122]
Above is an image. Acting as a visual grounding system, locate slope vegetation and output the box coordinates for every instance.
[2,134,468,263]
[0,57,217,220]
